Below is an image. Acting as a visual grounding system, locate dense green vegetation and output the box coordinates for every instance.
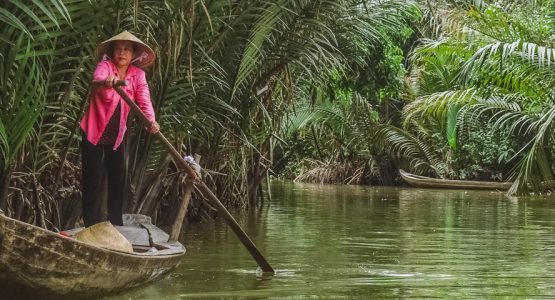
[287,0,555,195]
[2,0,554,230]
[395,0,555,194]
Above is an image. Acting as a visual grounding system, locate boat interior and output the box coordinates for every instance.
[64,214,185,256]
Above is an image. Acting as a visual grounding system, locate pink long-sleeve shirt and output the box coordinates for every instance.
[81,60,156,150]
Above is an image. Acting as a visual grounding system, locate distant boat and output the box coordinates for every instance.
[399,169,513,191]
[0,213,185,299]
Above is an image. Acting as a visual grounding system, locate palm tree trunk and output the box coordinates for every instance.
[247,148,272,207]
[0,165,13,212]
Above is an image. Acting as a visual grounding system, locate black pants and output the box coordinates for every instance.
[81,137,125,227]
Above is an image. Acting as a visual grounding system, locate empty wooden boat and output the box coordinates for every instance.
[399,169,513,190]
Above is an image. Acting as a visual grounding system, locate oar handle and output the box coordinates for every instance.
[96,80,274,273]
[92,79,128,87]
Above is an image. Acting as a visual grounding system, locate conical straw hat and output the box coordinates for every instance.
[95,30,155,69]
[74,221,133,253]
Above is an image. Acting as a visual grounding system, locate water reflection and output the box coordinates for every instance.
[106,181,555,299]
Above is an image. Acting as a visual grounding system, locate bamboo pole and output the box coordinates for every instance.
[169,154,200,242]
[92,80,274,273]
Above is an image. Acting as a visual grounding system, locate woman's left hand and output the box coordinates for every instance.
[147,121,160,134]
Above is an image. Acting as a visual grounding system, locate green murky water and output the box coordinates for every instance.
[106,181,555,299]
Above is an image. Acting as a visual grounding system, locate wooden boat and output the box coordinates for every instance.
[399,169,513,190]
[0,213,185,299]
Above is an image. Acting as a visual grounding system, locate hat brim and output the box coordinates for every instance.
[95,31,155,69]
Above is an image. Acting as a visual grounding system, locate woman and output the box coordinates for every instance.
[80,31,159,227]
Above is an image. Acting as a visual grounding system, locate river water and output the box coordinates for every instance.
[106,180,555,299]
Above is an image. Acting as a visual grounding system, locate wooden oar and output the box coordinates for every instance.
[92,80,274,273]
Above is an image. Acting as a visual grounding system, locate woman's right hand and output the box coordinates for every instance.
[147,121,160,134]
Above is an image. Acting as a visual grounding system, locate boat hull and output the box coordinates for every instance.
[0,214,184,299]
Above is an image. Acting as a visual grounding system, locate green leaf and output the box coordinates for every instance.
[446,104,462,151]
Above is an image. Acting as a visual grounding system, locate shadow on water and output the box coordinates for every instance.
[15,181,555,299]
